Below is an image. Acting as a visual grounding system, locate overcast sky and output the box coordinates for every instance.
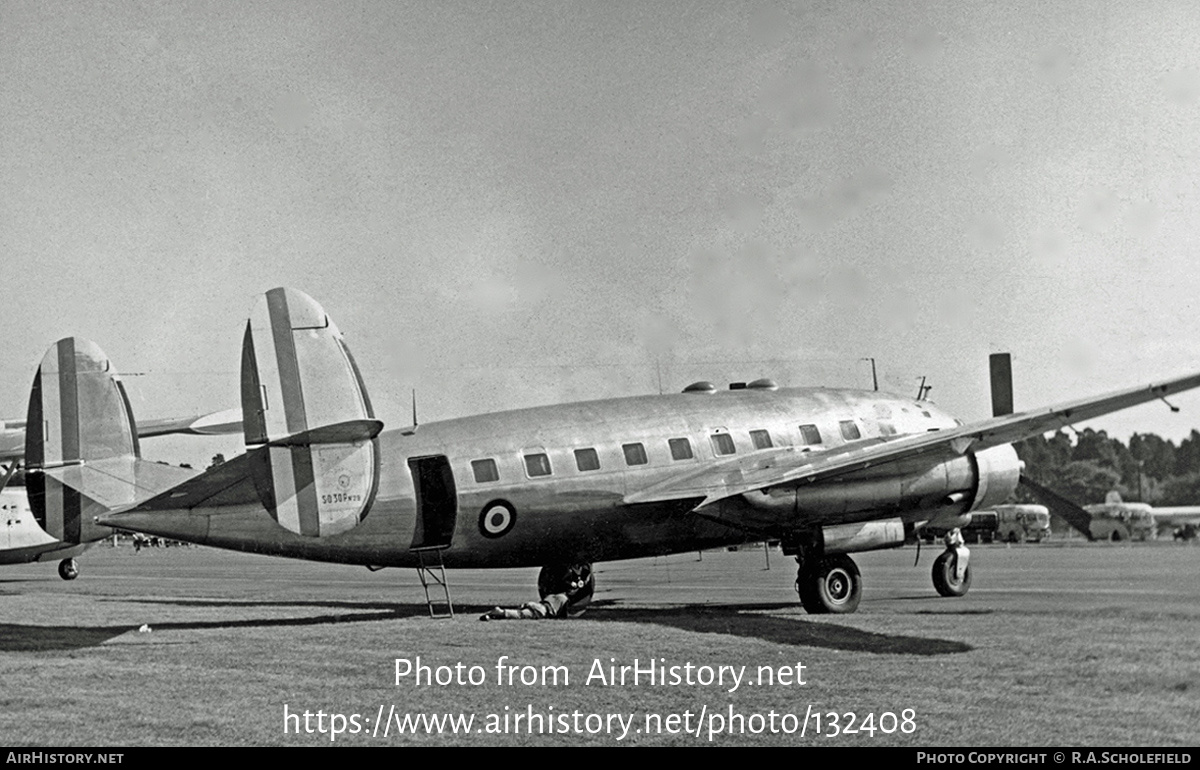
[4,1,1200,466]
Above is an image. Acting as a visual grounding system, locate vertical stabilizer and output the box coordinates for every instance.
[241,288,380,538]
[24,338,139,544]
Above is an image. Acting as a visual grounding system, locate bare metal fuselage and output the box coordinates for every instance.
[116,386,1018,569]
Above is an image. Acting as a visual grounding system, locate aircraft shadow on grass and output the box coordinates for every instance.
[0,598,971,655]
[0,611,410,653]
[0,598,433,652]
[584,601,972,655]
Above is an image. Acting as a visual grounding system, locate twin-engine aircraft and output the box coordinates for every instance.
[0,339,239,579]
[23,288,1200,614]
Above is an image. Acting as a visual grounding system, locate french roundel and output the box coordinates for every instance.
[479,500,516,538]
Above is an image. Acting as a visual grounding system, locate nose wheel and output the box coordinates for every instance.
[796,554,861,614]
[932,549,971,597]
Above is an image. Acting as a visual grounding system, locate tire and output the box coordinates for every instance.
[932,550,971,597]
[58,558,79,581]
[796,555,861,614]
[537,564,594,617]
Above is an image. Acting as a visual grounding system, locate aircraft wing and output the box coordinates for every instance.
[1149,507,1200,526]
[0,429,23,464]
[0,409,243,465]
[625,370,1200,509]
[134,408,244,438]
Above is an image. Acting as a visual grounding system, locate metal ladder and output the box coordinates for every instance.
[414,548,453,618]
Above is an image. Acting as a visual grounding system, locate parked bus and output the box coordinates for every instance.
[994,504,1052,543]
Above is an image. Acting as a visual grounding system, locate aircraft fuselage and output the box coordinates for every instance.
[111,386,1015,570]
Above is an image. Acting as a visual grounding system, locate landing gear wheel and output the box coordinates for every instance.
[537,563,595,617]
[932,550,971,597]
[58,558,79,581]
[796,554,861,614]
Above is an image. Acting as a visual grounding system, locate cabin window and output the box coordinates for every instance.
[668,437,693,461]
[574,448,600,472]
[622,443,648,466]
[879,422,897,436]
[710,433,736,456]
[750,429,773,449]
[799,424,822,445]
[524,453,552,478]
[839,420,861,440]
[471,459,499,483]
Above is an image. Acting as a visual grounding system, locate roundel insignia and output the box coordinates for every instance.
[479,500,517,538]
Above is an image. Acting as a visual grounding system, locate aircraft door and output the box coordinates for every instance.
[407,455,458,550]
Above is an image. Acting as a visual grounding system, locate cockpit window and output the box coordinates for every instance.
[839,420,861,440]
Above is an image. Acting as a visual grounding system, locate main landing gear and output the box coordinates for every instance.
[538,563,595,617]
[931,529,971,598]
[58,558,79,581]
[795,553,861,614]
[480,563,597,621]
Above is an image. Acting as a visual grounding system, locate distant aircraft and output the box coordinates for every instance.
[36,288,1200,614]
[0,338,238,579]
[1083,491,1200,542]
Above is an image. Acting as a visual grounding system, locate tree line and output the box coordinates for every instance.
[1013,428,1200,506]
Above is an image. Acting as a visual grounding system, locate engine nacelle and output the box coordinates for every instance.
[747,443,1023,524]
[969,444,1022,513]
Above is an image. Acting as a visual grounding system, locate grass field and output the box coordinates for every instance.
[1,541,1197,746]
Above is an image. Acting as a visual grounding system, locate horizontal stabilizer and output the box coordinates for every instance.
[41,458,197,511]
[103,428,382,539]
[262,419,383,447]
[105,451,260,514]
[135,408,244,438]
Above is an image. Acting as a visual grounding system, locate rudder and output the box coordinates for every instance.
[241,288,381,538]
[24,338,139,544]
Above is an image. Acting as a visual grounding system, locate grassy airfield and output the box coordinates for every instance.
[0,541,1196,746]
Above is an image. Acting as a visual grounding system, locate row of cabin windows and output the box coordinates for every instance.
[468,419,866,484]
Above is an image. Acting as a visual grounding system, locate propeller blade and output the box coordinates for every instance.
[1018,474,1094,540]
[990,353,1014,417]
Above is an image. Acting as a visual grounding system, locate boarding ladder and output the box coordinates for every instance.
[414,547,454,618]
